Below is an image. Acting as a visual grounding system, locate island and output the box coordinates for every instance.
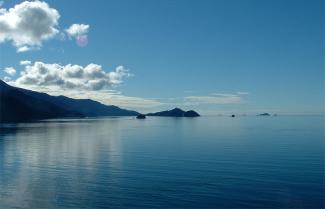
[146,108,200,117]
[257,113,271,116]
[136,114,146,119]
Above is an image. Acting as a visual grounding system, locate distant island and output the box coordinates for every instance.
[257,113,271,116]
[0,80,200,122]
[136,114,146,119]
[147,108,200,117]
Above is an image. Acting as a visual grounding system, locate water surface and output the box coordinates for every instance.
[0,116,324,208]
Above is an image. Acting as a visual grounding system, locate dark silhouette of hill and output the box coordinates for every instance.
[136,114,146,119]
[184,110,200,117]
[257,113,271,116]
[0,80,139,122]
[147,108,200,117]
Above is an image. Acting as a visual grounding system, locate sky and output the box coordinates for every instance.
[0,0,324,115]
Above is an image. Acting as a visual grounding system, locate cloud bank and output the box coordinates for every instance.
[14,61,131,91]
[7,61,162,109]
[5,60,246,110]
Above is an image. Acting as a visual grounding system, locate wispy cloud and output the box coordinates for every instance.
[4,67,16,76]
[184,93,242,105]
[3,76,11,82]
[237,91,249,95]
[9,83,163,110]
[20,60,32,66]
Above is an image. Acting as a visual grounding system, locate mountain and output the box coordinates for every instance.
[147,108,200,117]
[0,80,139,122]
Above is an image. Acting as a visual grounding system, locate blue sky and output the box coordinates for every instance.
[0,0,324,115]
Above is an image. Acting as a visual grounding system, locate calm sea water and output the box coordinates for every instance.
[0,116,324,209]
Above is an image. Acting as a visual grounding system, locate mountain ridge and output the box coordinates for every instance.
[0,81,200,122]
[0,80,139,122]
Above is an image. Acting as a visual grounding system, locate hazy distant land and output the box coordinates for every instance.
[0,80,200,122]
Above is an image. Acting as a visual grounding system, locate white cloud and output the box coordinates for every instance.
[62,90,163,109]
[4,59,248,111]
[237,91,249,95]
[17,46,31,52]
[3,76,11,82]
[13,61,131,91]
[5,61,164,110]
[211,93,239,97]
[0,1,90,51]
[65,24,89,38]
[20,60,32,65]
[4,67,16,76]
[184,94,241,105]
[183,92,248,105]
[6,61,163,111]
[9,82,163,110]
[65,24,89,47]
[58,32,66,41]
[0,1,60,52]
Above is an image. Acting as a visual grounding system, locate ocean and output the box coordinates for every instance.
[0,116,324,208]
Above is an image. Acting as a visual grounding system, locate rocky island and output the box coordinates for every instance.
[257,113,271,116]
[146,108,200,117]
[136,114,146,119]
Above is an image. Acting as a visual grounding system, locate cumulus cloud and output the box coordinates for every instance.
[20,60,32,65]
[0,1,90,51]
[4,61,164,110]
[0,1,60,52]
[65,24,89,47]
[13,61,131,91]
[4,67,16,76]
[65,24,89,38]
[3,59,248,111]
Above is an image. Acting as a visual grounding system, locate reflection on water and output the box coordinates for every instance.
[0,116,324,208]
